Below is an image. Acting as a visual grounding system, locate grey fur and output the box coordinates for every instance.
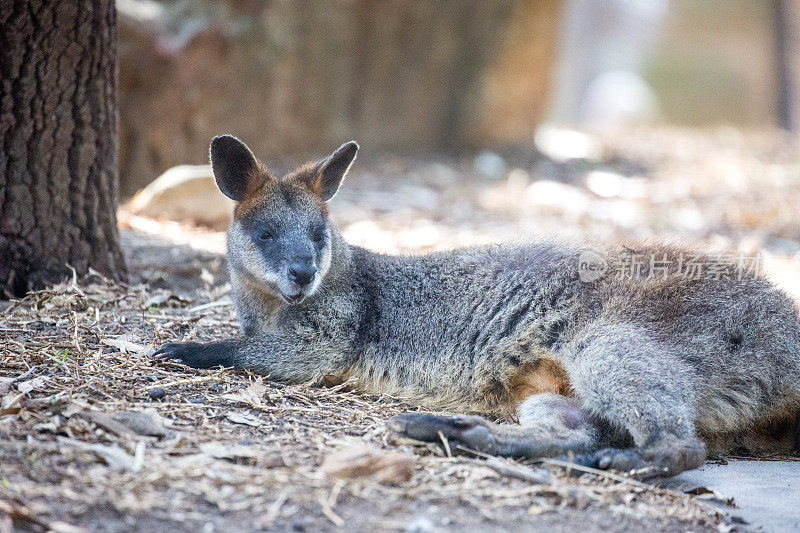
[156,138,800,478]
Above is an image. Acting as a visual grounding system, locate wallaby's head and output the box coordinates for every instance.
[210,135,358,305]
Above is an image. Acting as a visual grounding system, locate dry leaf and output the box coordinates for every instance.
[199,442,259,460]
[17,375,49,394]
[102,337,148,354]
[467,465,500,481]
[0,376,48,415]
[115,409,169,438]
[321,443,414,484]
[0,377,14,396]
[78,411,136,437]
[79,409,169,439]
[58,437,139,471]
[221,378,267,408]
[1,391,25,414]
[142,292,192,309]
[685,486,737,507]
[225,412,261,427]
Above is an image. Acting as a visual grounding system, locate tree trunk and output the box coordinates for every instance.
[774,0,799,131]
[0,0,126,298]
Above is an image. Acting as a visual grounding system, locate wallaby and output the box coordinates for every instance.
[156,135,800,478]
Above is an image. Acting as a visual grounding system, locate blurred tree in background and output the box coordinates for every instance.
[0,0,126,297]
[775,0,800,131]
[117,0,562,196]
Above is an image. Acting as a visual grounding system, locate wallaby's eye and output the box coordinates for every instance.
[258,231,273,242]
[312,229,325,243]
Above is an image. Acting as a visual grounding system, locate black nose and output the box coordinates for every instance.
[288,263,317,286]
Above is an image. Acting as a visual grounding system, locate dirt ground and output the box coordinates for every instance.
[2,127,799,532]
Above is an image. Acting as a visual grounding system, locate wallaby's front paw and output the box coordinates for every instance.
[388,412,497,453]
[154,341,233,369]
[154,342,203,367]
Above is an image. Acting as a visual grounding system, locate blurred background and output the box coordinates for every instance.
[117,0,800,297]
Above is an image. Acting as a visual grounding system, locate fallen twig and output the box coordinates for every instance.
[455,446,550,484]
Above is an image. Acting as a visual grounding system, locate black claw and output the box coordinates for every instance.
[154,342,199,361]
[153,341,234,369]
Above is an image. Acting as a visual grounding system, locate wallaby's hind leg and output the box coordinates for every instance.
[561,322,706,478]
[389,393,600,459]
[391,322,707,478]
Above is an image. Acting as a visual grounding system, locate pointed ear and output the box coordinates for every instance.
[209,135,262,202]
[312,141,359,201]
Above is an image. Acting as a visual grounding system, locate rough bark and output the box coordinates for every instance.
[0,0,126,297]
